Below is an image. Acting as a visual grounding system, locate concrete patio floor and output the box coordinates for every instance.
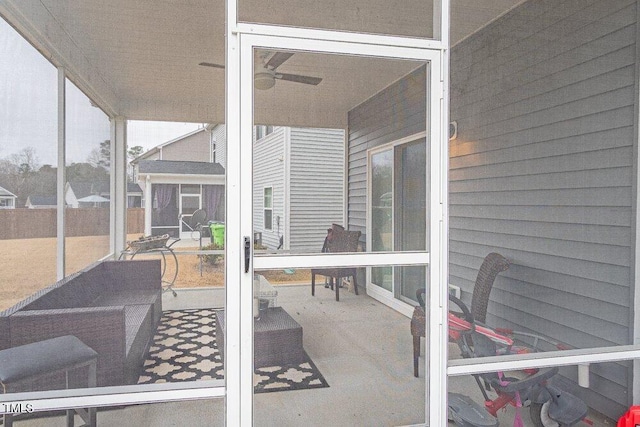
[13,284,613,426]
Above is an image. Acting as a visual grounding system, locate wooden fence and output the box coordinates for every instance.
[0,208,145,240]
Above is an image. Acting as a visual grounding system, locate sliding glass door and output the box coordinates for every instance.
[369,138,427,309]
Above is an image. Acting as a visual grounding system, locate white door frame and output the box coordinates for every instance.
[178,186,202,240]
[226,33,447,426]
[366,132,429,318]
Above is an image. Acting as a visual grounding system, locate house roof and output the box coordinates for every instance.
[27,195,57,206]
[127,182,143,194]
[7,1,521,127]
[137,160,225,176]
[0,186,16,198]
[67,181,110,199]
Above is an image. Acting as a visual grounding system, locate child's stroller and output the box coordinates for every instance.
[448,293,588,427]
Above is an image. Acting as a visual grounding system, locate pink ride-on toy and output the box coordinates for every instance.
[447,294,588,427]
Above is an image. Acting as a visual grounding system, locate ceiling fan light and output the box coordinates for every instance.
[254,72,275,90]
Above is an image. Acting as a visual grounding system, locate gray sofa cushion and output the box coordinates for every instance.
[0,335,97,384]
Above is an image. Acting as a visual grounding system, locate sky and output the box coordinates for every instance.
[0,19,199,167]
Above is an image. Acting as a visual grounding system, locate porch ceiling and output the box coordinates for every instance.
[3,0,522,127]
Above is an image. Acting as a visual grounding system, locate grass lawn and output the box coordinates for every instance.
[0,235,311,311]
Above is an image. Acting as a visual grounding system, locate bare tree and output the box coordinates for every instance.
[87,140,111,170]
[0,147,42,206]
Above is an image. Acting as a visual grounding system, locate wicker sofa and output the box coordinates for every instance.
[0,259,162,392]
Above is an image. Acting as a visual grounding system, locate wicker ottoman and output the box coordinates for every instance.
[215,308,305,367]
[0,335,97,427]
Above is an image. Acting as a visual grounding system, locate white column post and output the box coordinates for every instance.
[225,0,244,424]
[431,1,450,422]
[144,177,152,236]
[427,54,448,426]
[57,67,66,280]
[111,117,127,256]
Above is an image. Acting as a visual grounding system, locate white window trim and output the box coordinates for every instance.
[263,186,273,231]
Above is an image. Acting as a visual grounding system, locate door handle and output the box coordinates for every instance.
[244,236,251,273]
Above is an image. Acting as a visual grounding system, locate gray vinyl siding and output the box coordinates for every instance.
[288,127,345,253]
[253,128,286,249]
[450,0,637,418]
[347,66,427,242]
[211,124,226,168]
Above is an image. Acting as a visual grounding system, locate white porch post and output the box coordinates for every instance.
[56,67,66,280]
[225,0,244,419]
[111,117,127,256]
[144,177,152,236]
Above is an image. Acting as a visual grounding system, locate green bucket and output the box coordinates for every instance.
[210,223,225,246]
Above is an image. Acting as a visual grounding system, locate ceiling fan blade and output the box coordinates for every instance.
[275,73,322,86]
[265,52,294,70]
[199,62,225,69]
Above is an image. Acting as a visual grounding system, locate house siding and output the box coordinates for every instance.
[160,130,210,162]
[253,128,286,249]
[347,66,427,243]
[211,124,226,167]
[449,0,637,418]
[289,127,345,253]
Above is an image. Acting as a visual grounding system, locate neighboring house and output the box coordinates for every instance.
[203,124,345,253]
[252,126,345,252]
[25,195,56,209]
[127,183,143,208]
[131,128,225,239]
[134,160,225,239]
[65,181,110,208]
[132,128,215,164]
[25,182,143,210]
[0,186,17,209]
[132,125,344,252]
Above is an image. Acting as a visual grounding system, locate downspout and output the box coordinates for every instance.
[342,125,348,228]
[284,127,291,250]
[631,0,640,406]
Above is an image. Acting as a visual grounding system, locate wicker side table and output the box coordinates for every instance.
[216,308,304,367]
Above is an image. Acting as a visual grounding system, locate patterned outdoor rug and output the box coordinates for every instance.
[137,309,329,393]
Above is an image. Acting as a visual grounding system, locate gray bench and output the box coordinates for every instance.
[0,335,97,427]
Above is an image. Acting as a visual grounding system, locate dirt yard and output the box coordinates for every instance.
[0,235,311,311]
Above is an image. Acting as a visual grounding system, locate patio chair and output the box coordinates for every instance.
[411,252,509,377]
[311,224,361,301]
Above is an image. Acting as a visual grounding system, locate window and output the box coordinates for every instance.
[0,198,13,208]
[263,187,273,230]
[255,125,274,140]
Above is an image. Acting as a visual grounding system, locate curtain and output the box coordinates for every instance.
[154,184,173,210]
[203,185,224,221]
[152,184,177,227]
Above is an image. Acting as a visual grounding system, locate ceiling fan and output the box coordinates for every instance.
[199,51,322,90]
